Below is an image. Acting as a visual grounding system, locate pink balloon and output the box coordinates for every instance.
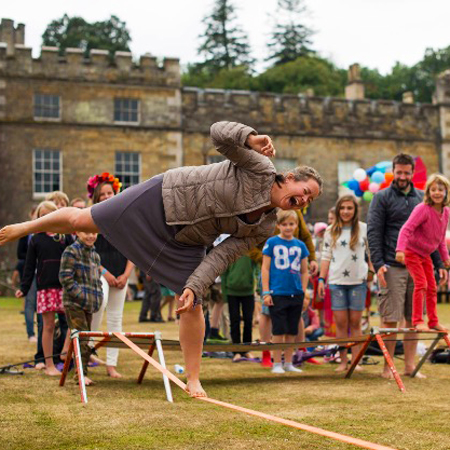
[369,182,380,193]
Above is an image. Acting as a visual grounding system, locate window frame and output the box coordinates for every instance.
[32,149,63,199]
[113,98,140,125]
[115,151,141,189]
[33,93,61,121]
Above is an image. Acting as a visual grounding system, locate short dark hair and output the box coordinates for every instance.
[392,153,415,171]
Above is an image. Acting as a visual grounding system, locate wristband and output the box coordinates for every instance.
[368,269,375,275]
[262,291,272,296]
[318,277,325,283]
[101,268,107,276]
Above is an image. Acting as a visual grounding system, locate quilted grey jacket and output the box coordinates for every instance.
[162,121,277,298]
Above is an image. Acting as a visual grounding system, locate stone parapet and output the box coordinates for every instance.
[182,87,440,141]
[0,45,180,87]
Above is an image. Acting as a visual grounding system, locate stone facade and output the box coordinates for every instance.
[0,18,449,268]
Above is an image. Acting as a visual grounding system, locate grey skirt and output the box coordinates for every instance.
[91,175,206,296]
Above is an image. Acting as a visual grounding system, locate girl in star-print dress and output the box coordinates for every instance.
[317,195,375,373]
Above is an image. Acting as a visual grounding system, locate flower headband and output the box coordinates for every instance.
[87,172,122,198]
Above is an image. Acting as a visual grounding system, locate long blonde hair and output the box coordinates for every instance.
[330,195,360,250]
[424,173,450,207]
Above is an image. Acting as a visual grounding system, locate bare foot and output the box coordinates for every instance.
[405,371,427,379]
[106,366,122,378]
[90,354,106,365]
[35,362,46,370]
[0,224,27,246]
[430,324,447,332]
[352,364,363,372]
[44,367,61,376]
[185,379,207,397]
[381,369,394,379]
[334,362,348,373]
[414,323,429,332]
[232,353,242,362]
[84,376,95,386]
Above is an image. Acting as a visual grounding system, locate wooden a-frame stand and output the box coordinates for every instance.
[59,330,173,404]
[345,327,450,393]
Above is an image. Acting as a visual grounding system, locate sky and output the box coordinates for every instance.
[2,0,450,74]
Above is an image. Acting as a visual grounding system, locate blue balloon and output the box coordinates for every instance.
[366,166,377,176]
[347,179,359,191]
[375,161,392,172]
[371,171,385,184]
[354,188,364,197]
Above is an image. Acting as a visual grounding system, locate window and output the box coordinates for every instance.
[34,94,60,119]
[115,152,140,189]
[33,150,62,195]
[338,161,359,196]
[114,98,139,123]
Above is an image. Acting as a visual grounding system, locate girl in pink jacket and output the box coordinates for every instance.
[396,174,450,331]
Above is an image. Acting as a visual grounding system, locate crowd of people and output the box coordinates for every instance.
[2,122,449,396]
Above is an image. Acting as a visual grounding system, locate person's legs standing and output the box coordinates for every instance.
[403,269,420,376]
[91,276,109,332]
[24,277,37,340]
[330,285,350,371]
[404,250,428,327]
[105,283,127,377]
[348,284,366,367]
[228,294,242,347]
[422,256,439,328]
[42,311,59,376]
[241,295,255,344]
[139,276,152,322]
[149,280,163,321]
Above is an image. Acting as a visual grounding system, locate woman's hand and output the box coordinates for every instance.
[176,288,196,314]
[246,134,276,158]
[309,260,319,276]
[318,280,325,299]
[395,252,405,264]
[104,271,118,288]
[116,274,129,289]
[263,294,273,307]
[15,289,24,298]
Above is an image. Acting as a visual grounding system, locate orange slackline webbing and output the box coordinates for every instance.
[112,333,398,450]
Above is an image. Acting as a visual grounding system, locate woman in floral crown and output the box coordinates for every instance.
[0,121,323,397]
[87,172,135,379]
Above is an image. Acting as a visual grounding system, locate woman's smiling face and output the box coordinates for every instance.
[277,177,320,210]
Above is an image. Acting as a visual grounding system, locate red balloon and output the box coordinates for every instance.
[379,181,388,190]
[359,178,370,191]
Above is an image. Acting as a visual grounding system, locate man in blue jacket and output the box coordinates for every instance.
[368,153,447,379]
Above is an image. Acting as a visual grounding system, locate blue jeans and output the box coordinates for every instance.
[24,277,37,338]
[329,283,367,311]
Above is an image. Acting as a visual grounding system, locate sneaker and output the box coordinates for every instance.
[284,363,303,373]
[271,363,285,374]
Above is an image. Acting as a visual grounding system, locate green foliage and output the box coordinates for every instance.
[267,0,315,66]
[255,56,347,96]
[42,14,131,57]
[197,0,254,73]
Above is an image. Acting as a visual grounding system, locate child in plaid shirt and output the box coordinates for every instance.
[59,231,103,385]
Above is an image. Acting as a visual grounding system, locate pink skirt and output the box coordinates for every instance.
[37,288,64,314]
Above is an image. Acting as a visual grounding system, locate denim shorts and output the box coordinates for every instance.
[329,283,367,311]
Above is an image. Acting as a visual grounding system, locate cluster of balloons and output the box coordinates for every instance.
[344,161,394,202]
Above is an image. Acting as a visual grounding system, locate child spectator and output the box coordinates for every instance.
[160,286,176,321]
[15,201,73,376]
[70,197,87,209]
[222,253,258,362]
[318,195,374,372]
[45,191,69,209]
[262,210,309,374]
[302,294,324,342]
[59,230,103,385]
[396,174,450,331]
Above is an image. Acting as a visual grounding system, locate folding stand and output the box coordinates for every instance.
[59,331,173,404]
[345,327,450,393]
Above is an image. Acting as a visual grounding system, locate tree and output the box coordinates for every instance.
[197,0,254,73]
[267,0,314,66]
[42,14,131,56]
[255,56,346,96]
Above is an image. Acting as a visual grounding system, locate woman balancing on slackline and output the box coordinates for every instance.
[0,121,323,397]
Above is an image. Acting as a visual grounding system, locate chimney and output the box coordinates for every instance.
[345,63,365,100]
[0,18,26,56]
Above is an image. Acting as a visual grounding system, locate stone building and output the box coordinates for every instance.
[1,18,450,268]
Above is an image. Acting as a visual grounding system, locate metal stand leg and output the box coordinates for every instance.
[155,333,173,403]
[59,339,74,387]
[137,343,156,384]
[411,335,441,378]
[72,330,88,404]
[375,334,406,393]
[345,335,373,379]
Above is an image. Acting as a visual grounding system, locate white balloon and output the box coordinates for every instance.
[353,168,367,182]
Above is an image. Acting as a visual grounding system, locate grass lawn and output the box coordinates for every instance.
[1,297,450,450]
